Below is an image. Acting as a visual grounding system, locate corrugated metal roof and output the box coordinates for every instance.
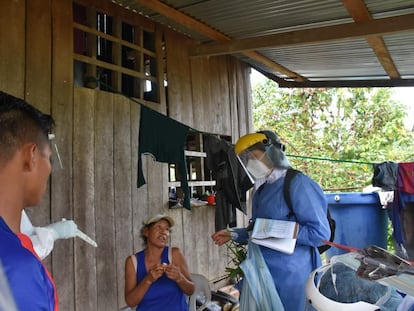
[111,0,414,87]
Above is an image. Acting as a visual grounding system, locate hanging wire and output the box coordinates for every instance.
[96,78,383,167]
[286,154,376,165]
[96,78,209,136]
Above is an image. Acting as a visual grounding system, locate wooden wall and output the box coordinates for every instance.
[0,0,253,310]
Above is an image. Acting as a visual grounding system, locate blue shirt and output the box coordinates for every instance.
[135,247,188,311]
[0,217,57,311]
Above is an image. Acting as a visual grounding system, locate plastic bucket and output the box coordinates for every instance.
[325,192,388,259]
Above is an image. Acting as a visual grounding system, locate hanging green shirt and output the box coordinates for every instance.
[137,105,191,209]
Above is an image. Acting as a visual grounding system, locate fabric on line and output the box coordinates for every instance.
[137,105,191,209]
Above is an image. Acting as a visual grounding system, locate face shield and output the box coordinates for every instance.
[48,133,63,171]
[235,131,290,180]
[305,263,382,311]
[237,143,273,179]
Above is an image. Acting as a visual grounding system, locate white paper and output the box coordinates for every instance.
[251,218,298,254]
[251,237,297,254]
[252,218,298,239]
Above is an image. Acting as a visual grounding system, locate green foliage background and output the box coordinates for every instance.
[252,81,414,252]
[253,80,414,192]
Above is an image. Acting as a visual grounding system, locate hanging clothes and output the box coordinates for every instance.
[204,135,254,231]
[372,161,398,191]
[137,105,191,209]
[398,162,414,194]
[390,162,414,259]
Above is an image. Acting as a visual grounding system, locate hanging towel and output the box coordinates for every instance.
[137,105,191,209]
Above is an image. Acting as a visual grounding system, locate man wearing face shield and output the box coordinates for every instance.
[212,130,331,311]
[20,135,87,260]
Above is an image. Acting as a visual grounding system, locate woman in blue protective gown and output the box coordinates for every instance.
[124,214,195,311]
[212,130,331,311]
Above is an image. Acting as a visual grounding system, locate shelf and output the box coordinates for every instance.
[169,180,216,187]
[184,150,207,157]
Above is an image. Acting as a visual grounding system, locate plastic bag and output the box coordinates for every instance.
[239,241,284,311]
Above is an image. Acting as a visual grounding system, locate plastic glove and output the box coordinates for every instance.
[46,219,78,240]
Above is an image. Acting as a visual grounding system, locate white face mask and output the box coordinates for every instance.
[246,159,271,179]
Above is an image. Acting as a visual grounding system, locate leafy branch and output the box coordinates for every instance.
[225,240,247,283]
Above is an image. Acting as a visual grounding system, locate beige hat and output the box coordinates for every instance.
[145,214,175,227]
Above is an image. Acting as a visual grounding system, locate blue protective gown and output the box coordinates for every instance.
[234,172,330,311]
[0,217,57,311]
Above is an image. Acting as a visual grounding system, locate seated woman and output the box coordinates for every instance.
[124,214,195,310]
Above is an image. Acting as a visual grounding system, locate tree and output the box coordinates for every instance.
[252,80,414,191]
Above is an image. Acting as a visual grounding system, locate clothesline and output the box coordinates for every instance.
[97,79,380,167]
[96,79,209,136]
[286,154,377,165]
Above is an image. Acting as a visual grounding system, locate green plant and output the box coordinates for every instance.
[225,240,247,283]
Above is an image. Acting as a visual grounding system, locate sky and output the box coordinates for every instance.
[250,69,414,130]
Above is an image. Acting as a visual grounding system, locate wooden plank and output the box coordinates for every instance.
[236,61,253,136]
[192,13,414,57]
[169,208,184,252]
[114,94,133,308]
[134,0,228,41]
[0,0,25,95]
[155,25,166,106]
[112,18,122,92]
[25,0,53,233]
[169,180,216,188]
[73,22,156,57]
[73,54,156,81]
[74,0,155,31]
[164,29,193,124]
[145,148,167,213]
[190,57,211,132]
[182,206,213,276]
[128,0,302,80]
[242,62,254,133]
[73,88,98,310]
[95,91,117,310]
[342,0,400,79]
[207,206,228,283]
[50,0,75,309]
[208,56,231,135]
[130,103,146,252]
[216,56,231,135]
[227,57,241,141]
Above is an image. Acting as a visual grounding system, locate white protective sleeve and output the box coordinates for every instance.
[20,210,55,260]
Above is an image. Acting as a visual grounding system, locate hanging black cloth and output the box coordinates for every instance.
[204,135,254,231]
[137,105,191,209]
[372,161,398,191]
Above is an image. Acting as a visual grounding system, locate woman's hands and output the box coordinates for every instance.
[147,263,183,284]
[164,263,183,283]
[146,263,165,284]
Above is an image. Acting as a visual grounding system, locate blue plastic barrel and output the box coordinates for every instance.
[325,192,388,259]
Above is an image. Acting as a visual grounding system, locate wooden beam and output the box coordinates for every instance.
[191,13,414,57]
[278,78,414,88]
[129,0,305,81]
[342,0,400,79]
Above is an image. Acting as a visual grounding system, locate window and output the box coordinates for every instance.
[73,2,164,104]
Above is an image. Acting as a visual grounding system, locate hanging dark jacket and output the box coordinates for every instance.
[204,135,254,231]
